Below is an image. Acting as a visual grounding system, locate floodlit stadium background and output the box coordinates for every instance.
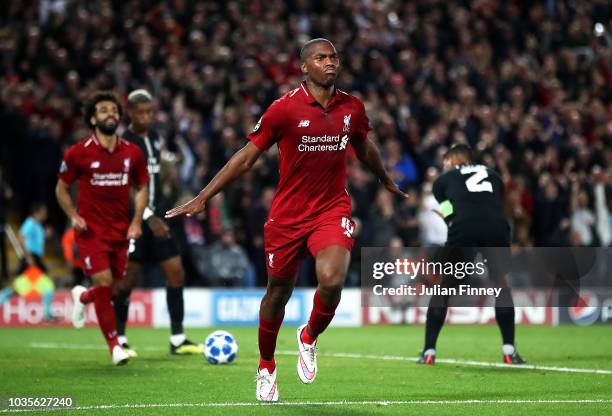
[0,1,610,328]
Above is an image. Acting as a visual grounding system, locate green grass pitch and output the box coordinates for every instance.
[1,325,611,415]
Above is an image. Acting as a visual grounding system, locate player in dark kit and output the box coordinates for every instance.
[113,89,203,357]
[166,38,406,401]
[418,144,526,365]
[56,92,149,365]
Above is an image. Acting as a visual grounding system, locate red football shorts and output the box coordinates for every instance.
[263,215,356,278]
[75,235,130,279]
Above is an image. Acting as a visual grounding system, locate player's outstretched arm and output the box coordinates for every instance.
[55,179,87,232]
[352,138,409,198]
[165,141,263,218]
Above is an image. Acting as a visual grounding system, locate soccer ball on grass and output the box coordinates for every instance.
[204,330,238,364]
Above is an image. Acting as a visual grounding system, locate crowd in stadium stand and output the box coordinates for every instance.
[0,0,610,287]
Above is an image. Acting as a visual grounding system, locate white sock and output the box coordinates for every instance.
[118,335,128,346]
[424,348,436,356]
[502,344,515,355]
[170,333,186,347]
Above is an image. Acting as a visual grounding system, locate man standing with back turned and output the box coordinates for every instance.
[56,92,149,366]
[166,39,405,401]
[418,144,526,365]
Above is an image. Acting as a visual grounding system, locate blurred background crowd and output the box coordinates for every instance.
[0,0,610,288]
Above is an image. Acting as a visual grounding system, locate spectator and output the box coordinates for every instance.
[205,227,253,287]
[570,189,596,246]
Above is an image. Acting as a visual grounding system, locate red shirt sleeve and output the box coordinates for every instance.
[58,145,79,185]
[131,145,149,185]
[351,100,372,145]
[247,99,285,151]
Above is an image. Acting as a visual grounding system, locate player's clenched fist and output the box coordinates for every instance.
[71,214,88,233]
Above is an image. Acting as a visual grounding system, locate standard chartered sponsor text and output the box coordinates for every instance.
[299,135,347,152]
[90,172,128,186]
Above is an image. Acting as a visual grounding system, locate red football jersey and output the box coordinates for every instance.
[248,81,371,226]
[58,134,149,241]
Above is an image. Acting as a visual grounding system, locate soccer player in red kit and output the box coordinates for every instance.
[55,92,149,366]
[166,39,405,401]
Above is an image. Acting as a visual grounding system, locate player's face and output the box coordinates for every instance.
[302,42,340,88]
[92,101,120,135]
[129,102,154,130]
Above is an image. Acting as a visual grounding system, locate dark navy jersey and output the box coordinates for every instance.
[123,129,163,215]
[432,164,507,227]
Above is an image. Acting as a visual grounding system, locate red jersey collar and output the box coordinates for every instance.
[300,81,344,107]
[90,132,125,152]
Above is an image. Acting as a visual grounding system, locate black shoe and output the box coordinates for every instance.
[416,352,435,365]
[170,338,204,355]
[503,351,526,365]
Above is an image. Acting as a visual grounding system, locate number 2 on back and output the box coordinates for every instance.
[461,166,493,193]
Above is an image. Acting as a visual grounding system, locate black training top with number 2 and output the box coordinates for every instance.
[432,164,506,226]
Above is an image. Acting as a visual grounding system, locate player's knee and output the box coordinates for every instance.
[270,287,292,304]
[166,268,184,288]
[265,285,292,309]
[317,267,345,294]
[162,257,184,288]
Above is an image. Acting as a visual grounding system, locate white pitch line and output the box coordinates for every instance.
[2,399,612,414]
[29,342,163,352]
[275,350,612,375]
[28,343,612,375]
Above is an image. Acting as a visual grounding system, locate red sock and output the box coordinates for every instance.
[92,286,119,352]
[258,312,284,366]
[303,290,339,344]
[79,287,96,304]
[259,358,276,373]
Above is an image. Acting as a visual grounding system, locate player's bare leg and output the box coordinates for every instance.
[257,274,296,401]
[73,269,128,365]
[297,245,350,384]
[113,262,139,357]
[161,256,202,354]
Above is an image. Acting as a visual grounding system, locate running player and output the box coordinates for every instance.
[56,91,149,365]
[114,89,202,356]
[418,144,526,365]
[165,38,406,401]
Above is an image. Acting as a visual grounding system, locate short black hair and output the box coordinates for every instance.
[300,38,334,61]
[444,144,474,163]
[84,91,123,129]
